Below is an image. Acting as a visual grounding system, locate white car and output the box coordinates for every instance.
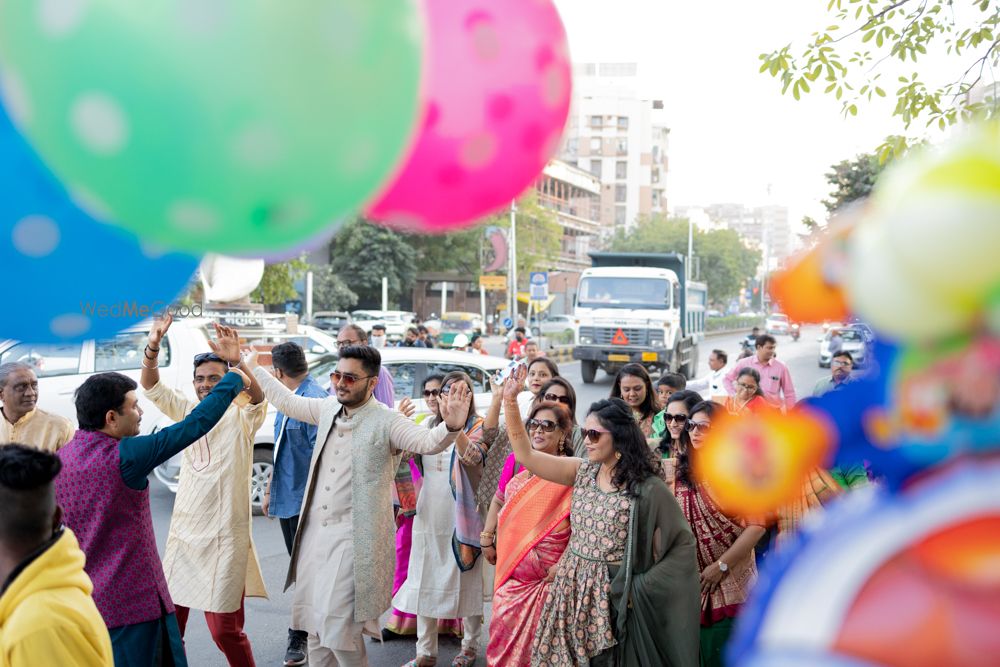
[765,313,791,335]
[818,327,867,368]
[351,310,417,342]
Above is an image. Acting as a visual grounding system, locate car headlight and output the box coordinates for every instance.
[580,336,593,345]
[651,338,665,348]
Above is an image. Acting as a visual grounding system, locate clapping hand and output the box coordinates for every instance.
[442,381,473,431]
[209,323,243,365]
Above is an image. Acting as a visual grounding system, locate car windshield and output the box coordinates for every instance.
[831,329,863,341]
[769,314,789,322]
[577,277,671,309]
[315,316,346,326]
[442,319,474,331]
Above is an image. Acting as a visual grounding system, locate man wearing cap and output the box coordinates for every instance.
[141,315,268,667]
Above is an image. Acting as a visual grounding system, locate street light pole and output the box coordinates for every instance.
[509,200,517,322]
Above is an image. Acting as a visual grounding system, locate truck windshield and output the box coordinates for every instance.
[577,277,671,309]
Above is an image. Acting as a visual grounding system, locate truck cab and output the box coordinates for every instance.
[572,252,706,383]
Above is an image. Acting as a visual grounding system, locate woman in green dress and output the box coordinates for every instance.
[500,366,700,666]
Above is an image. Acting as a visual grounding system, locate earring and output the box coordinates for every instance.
[615,451,622,460]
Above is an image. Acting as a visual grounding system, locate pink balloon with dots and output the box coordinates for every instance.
[367,0,572,233]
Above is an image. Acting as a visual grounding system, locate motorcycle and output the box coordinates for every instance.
[790,323,801,341]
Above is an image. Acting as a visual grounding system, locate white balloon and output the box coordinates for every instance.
[199,254,265,303]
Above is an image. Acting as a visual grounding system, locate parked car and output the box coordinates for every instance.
[765,312,791,335]
[351,310,417,342]
[818,327,867,368]
[310,311,352,334]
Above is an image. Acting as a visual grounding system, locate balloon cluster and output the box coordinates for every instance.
[0,0,571,342]
[695,123,1000,666]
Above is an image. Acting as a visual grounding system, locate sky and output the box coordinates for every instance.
[551,0,949,232]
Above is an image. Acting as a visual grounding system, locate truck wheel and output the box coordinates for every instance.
[581,360,597,384]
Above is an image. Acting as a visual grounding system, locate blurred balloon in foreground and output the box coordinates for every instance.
[233,224,341,263]
[0,101,198,343]
[368,0,571,232]
[0,0,422,253]
[693,407,835,517]
[729,457,1000,667]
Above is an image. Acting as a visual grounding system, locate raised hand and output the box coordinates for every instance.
[398,397,416,419]
[245,348,261,371]
[443,381,472,431]
[208,323,243,365]
[502,364,527,403]
[148,312,173,348]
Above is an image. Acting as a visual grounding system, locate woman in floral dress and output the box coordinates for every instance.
[500,366,700,666]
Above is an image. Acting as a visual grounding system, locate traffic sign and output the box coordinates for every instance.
[479,275,507,291]
[529,272,548,301]
[611,328,630,345]
[502,317,513,329]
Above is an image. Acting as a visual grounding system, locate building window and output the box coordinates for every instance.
[616,138,628,155]
[651,167,660,184]
[617,116,629,129]
[565,137,578,157]
[589,159,602,179]
[652,145,660,161]
[589,115,603,128]
[615,185,627,203]
[615,161,627,180]
[652,190,661,208]
[589,137,602,152]
[615,206,627,226]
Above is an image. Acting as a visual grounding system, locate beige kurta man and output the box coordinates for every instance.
[145,381,268,612]
[0,407,75,452]
[252,367,459,658]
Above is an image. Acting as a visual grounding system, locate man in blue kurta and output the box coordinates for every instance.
[262,343,328,666]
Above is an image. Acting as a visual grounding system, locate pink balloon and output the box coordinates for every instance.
[367,0,572,233]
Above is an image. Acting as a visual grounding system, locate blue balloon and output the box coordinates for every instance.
[0,103,199,343]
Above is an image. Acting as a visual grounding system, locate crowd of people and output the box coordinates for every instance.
[0,321,870,667]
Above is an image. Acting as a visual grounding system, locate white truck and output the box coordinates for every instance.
[572,252,707,383]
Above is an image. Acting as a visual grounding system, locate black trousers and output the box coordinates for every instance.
[279,515,300,556]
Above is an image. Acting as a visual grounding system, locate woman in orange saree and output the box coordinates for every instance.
[485,401,574,667]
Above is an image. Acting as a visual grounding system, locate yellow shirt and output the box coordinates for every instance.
[0,408,75,452]
[144,381,268,612]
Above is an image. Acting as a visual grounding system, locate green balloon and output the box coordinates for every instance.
[0,1,423,253]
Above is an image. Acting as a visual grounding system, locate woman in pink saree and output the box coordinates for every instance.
[485,401,573,666]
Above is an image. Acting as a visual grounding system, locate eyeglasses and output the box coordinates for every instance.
[582,427,610,443]
[423,389,440,397]
[686,421,712,434]
[330,371,374,386]
[664,414,688,424]
[542,393,571,405]
[526,418,559,433]
[737,382,757,391]
[336,340,363,350]
[439,384,454,396]
[831,360,852,367]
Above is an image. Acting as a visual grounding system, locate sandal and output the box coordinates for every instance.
[451,649,477,667]
[402,657,437,667]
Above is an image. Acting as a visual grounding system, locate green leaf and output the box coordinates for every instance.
[875,86,886,97]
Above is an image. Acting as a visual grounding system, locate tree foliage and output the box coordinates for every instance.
[607,216,761,302]
[251,258,308,305]
[309,263,358,311]
[404,225,485,275]
[823,150,889,212]
[328,218,417,307]
[759,0,1000,159]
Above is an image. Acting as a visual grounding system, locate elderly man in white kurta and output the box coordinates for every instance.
[141,317,268,667]
[247,344,475,667]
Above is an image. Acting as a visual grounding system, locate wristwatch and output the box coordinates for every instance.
[718,560,729,573]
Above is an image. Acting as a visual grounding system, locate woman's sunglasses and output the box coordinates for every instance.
[330,371,374,387]
[423,388,440,397]
[582,427,610,443]
[664,414,688,424]
[542,393,571,405]
[526,418,559,433]
[686,421,712,434]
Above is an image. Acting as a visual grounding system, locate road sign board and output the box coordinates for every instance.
[529,272,548,301]
[503,317,513,329]
[479,275,507,291]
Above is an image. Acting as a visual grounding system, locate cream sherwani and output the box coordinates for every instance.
[252,367,458,653]
[145,381,268,612]
[0,407,74,452]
